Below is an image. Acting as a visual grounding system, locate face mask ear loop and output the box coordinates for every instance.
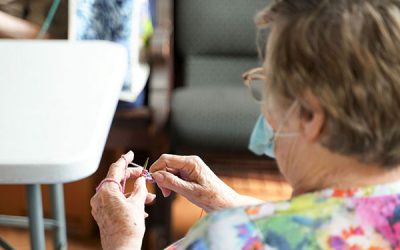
[274,101,300,139]
[271,101,300,155]
[272,101,301,183]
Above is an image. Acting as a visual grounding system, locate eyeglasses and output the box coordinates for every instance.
[242,67,266,102]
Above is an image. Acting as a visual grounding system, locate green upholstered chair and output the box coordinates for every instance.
[170,0,276,170]
[147,1,284,248]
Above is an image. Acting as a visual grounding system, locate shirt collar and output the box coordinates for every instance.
[317,180,400,199]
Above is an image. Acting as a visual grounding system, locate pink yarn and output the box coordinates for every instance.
[140,169,155,183]
[95,155,129,194]
[96,155,155,194]
[96,178,123,193]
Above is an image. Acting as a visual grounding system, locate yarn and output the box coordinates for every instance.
[128,157,155,183]
[140,169,155,183]
[95,178,123,193]
[96,155,154,194]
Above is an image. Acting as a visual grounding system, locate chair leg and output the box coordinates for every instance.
[50,184,67,250]
[0,236,14,250]
[26,184,45,250]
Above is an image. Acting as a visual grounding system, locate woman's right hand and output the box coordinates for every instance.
[149,154,243,212]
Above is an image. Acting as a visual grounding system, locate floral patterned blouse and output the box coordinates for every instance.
[166,181,400,249]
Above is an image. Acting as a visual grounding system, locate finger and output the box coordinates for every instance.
[152,171,194,197]
[145,193,156,204]
[106,151,134,181]
[149,154,190,173]
[160,187,171,197]
[154,185,172,198]
[126,167,143,179]
[127,176,148,203]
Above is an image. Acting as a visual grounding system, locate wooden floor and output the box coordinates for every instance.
[0,227,101,250]
[0,175,291,249]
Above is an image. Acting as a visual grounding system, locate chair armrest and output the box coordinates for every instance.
[148,0,174,131]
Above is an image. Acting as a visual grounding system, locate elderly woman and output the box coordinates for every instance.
[91,0,400,249]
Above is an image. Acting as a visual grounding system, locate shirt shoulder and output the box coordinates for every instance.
[172,194,325,250]
[172,206,266,250]
[169,191,400,249]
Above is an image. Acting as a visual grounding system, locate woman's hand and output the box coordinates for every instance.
[90,151,156,250]
[0,11,44,39]
[150,154,260,212]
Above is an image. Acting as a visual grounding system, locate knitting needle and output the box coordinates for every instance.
[129,158,150,169]
[129,162,143,168]
[143,158,149,170]
[129,158,154,183]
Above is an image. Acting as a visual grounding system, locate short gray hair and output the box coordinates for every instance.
[257,0,400,168]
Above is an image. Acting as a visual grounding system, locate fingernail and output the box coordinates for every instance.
[161,189,168,198]
[152,172,164,182]
[150,193,156,199]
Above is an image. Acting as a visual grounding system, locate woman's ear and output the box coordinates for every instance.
[300,92,325,142]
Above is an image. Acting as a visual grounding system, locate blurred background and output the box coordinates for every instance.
[0,0,291,249]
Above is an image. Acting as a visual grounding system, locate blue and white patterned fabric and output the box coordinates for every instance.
[76,0,134,91]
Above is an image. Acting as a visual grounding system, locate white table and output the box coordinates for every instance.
[0,41,127,249]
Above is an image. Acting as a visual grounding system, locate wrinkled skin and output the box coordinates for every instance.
[90,151,156,250]
[149,154,262,212]
[91,152,261,249]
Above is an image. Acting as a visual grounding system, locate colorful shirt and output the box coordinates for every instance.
[166,181,400,249]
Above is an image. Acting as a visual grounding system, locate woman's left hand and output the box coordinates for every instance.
[90,151,156,250]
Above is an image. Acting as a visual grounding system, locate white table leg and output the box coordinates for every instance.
[50,184,67,250]
[27,184,45,250]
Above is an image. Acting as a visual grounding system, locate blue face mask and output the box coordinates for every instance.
[248,115,276,158]
[249,104,299,158]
